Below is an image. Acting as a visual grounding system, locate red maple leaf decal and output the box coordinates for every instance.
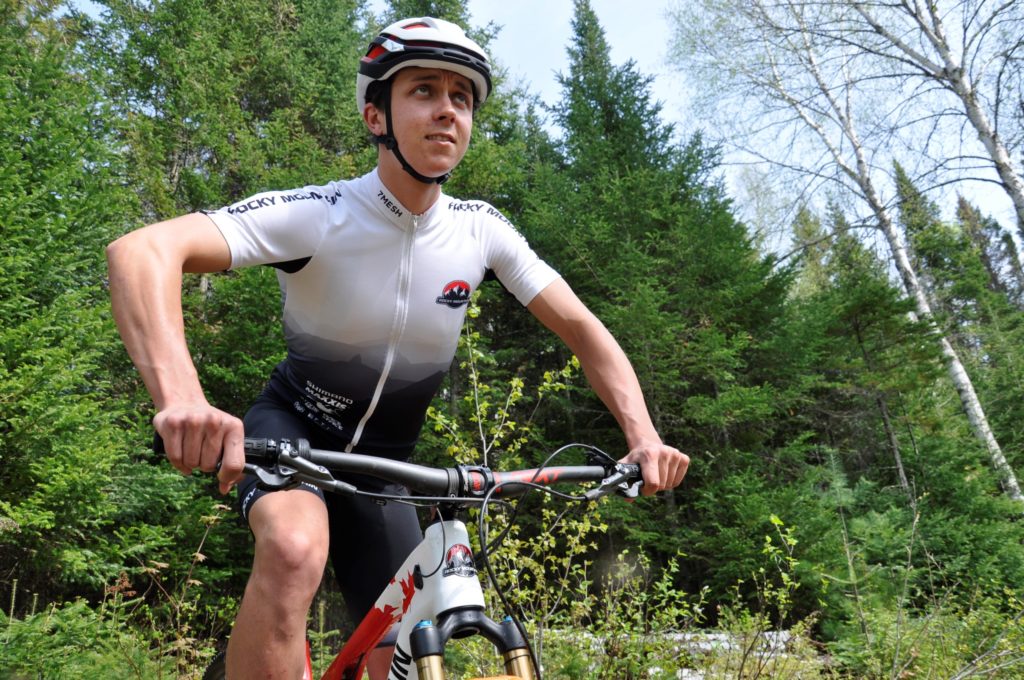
[400,570,416,613]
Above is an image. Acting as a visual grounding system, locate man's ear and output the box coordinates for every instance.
[363,104,386,137]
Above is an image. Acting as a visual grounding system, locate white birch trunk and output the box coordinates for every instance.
[872,191,1024,506]
[851,0,1024,236]
[674,0,1024,507]
[761,0,1024,507]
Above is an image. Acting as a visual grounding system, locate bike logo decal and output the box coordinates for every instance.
[435,280,471,308]
[443,544,477,578]
[389,643,413,679]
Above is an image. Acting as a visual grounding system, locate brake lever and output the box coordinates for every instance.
[243,455,358,497]
[618,477,643,500]
[276,449,358,497]
[583,463,643,501]
[247,462,301,491]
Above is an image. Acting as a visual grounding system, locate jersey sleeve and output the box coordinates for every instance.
[478,207,561,306]
[203,184,343,269]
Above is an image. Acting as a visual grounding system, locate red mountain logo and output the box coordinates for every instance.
[436,280,471,309]
[443,543,477,578]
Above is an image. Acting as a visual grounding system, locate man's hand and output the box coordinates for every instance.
[153,403,245,495]
[622,443,689,496]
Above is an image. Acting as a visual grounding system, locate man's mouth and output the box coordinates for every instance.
[426,134,456,144]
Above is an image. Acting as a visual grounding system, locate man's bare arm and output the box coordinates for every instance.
[527,278,689,494]
[107,213,244,493]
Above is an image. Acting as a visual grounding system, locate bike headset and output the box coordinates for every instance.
[357,17,493,185]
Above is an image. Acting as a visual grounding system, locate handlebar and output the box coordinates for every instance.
[156,435,643,502]
[248,438,643,501]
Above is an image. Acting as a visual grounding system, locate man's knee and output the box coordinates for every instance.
[249,493,330,593]
[257,526,328,577]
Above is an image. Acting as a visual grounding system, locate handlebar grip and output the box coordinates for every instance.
[151,433,283,465]
[243,437,275,464]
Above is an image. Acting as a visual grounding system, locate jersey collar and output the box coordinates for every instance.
[370,169,445,232]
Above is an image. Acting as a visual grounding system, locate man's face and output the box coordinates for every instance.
[372,67,475,178]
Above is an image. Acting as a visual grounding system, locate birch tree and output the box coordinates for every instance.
[837,0,1024,238]
[671,0,1024,506]
[723,0,1024,236]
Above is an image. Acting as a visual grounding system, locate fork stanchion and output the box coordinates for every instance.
[499,617,536,679]
[411,619,446,680]
[501,648,535,679]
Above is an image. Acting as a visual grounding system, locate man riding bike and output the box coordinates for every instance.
[107,16,689,679]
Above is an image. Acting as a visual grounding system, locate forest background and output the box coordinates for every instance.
[3,0,1024,677]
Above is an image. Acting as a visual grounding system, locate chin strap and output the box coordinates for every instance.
[373,81,452,185]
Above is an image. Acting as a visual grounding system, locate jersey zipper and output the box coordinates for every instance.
[347,213,418,451]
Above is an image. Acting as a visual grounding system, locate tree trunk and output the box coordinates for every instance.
[861,166,1024,507]
[674,0,1024,508]
[797,8,1024,508]
[851,1,1024,238]
[854,326,911,498]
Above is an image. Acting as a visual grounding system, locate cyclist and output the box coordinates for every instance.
[107,16,689,680]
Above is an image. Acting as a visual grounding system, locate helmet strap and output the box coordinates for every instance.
[372,81,452,186]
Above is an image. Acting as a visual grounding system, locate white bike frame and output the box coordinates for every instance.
[321,518,533,680]
[193,436,636,680]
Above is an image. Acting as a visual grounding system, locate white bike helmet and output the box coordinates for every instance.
[357,17,492,113]
[357,17,492,184]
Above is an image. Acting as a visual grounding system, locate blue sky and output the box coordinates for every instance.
[454,1,1016,233]
[462,0,687,129]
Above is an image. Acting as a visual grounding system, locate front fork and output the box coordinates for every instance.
[409,612,537,680]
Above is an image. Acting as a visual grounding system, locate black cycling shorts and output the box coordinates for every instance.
[237,387,423,623]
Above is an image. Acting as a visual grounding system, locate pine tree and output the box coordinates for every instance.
[789,205,832,297]
[885,164,1024,507]
[504,2,799,573]
[381,0,471,26]
[896,166,979,331]
[552,0,673,176]
[85,0,375,414]
[957,196,1024,308]
[89,0,370,220]
[1,0,147,595]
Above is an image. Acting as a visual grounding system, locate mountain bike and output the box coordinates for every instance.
[199,437,643,680]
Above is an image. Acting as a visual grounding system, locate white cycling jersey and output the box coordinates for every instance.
[204,169,560,459]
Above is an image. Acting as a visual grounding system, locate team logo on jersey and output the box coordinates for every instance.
[443,544,477,578]
[436,280,471,309]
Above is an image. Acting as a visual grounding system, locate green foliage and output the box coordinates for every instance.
[830,592,1024,679]
[1,0,142,597]
[1,563,226,679]
[586,552,705,678]
[184,268,288,415]
[704,518,831,679]
[88,0,370,219]
[3,0,1024,675]
[1,598,169,679]
[380,0,470,27]
[552,0,675,173]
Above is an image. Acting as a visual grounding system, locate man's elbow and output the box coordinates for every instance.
[106,230,160,283]
[563,310,614,354]
[106,235,128,276]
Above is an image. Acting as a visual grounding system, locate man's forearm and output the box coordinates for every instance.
[565,315,662,448]
[107,232,206,410]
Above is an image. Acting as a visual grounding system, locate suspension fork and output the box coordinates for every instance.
[409,610,537,679]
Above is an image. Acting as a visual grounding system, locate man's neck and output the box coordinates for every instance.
[377,154,442,215]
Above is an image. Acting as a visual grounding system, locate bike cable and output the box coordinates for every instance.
[479,443,614,557]
[473,442,615,680]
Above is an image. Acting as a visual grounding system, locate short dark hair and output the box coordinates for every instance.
[365,79,389,111]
